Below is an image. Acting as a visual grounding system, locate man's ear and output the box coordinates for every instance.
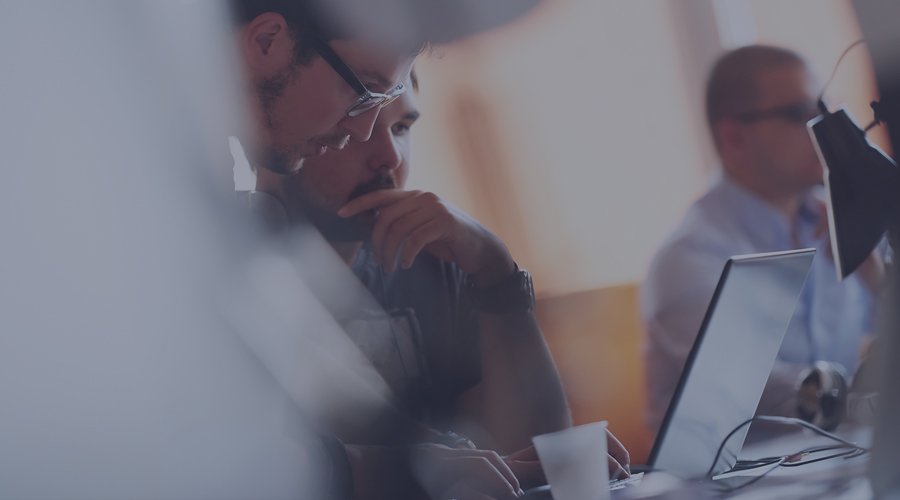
[714,118,745,156]
[241,12,295,75]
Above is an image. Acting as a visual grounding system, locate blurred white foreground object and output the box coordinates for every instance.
[0,2,391,499]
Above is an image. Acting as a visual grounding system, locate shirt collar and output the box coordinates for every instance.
[716,175,822,249]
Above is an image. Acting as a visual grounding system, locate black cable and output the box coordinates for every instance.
[863,100,891,132]
[818,39,866,105]
[755,416,866,450]
[705,416,755,478]
[711,446,868,494]
[732,457,781,468]
[730,444,864,474]
[705,415,869,479]
[815,39,886,137]
[713,448,869,495]
[780,447,868,467]
[728,458,781,472]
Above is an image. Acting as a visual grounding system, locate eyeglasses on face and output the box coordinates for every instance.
[733,102,821,125]
[308,37,407,118]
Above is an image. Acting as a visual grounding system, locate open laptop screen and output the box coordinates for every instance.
[649,249,815,478]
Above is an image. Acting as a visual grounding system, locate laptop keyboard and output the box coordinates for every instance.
[521,472,644,498]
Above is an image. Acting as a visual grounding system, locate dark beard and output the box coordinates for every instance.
[256,147,303,176]
[254,67,302,175]
[257,66,294,129]
[292,171,397,242]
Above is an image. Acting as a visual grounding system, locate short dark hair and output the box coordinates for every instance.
[229,0,348,64]
[705,45,808,131]
[229,0,428,65]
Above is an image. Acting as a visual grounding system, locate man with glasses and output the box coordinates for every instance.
[230,0,417,176]
[226,3,433,498]
[228,3,573,499]
[641,45,883,434]
[249,71,633,498]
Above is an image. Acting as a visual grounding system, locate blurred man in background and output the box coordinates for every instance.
[642,45,883,434]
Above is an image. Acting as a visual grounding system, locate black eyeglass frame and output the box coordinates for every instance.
[308,37,407,118]
[733,102,821,125]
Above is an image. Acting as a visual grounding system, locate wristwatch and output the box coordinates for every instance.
[465,263,535,314]
[432,430,477,450]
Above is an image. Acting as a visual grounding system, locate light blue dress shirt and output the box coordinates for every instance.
[641,175,873,431]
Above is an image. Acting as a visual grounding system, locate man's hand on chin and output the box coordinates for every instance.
[338,189,515,281]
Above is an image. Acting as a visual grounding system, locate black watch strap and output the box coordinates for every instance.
[465,264,535,313]
[432,430,477,449]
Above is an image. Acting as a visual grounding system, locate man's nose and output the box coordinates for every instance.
[339,107,380,143]
[366,127,402,172]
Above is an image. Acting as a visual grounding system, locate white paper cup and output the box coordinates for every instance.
[532,421,611,500]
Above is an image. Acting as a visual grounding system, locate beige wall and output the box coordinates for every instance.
[408,0,882,297]
[535,284,653,462]
[410,0,720,296]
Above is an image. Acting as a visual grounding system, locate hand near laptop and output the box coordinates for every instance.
[412,443,524,500]
[411,428,630,499]
[505,429,631,489]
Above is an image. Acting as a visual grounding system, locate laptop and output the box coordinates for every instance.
[521,249,815,499]
[645,248,815,478]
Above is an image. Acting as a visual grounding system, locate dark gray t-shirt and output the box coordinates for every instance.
[349,245,482,429]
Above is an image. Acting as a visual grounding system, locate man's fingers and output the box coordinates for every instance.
[379,208,434,272]
[369,198,427,262]
[469,449,521,494]
[399,220,445,270]
[608,455,629,480]
[505,445,538,462]
[606,430,631,473]
[505,459,545,490]
[337,189,416,217]
[419,445,522,498]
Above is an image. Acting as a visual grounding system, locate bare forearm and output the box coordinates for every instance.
[476,311,572,453]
